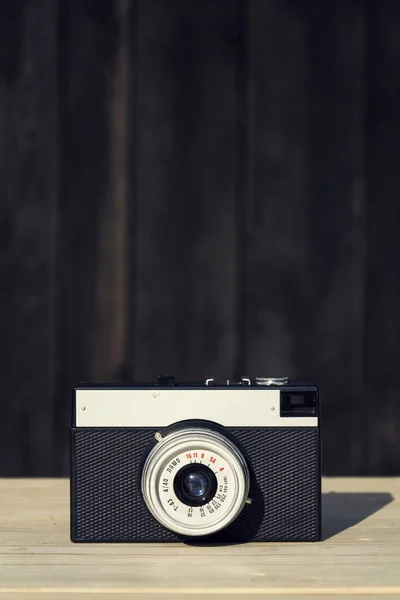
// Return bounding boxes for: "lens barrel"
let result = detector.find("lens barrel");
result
[141,426,250,537]
[173,463,218,507]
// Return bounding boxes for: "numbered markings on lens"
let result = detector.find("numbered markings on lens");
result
[159,452,234,525]
[167,498,179,512]
[142,428,250,536]
[166,458,181,474]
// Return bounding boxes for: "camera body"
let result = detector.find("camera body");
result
[70,376,321,543]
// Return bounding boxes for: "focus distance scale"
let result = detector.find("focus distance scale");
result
[141,427,250,536]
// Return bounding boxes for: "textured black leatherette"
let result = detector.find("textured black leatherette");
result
[71,427,320,542]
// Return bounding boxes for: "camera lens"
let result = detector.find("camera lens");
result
[141,426,250,537]
[173,463,218,507]
[185,472,207,496]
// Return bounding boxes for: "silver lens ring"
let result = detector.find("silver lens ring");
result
[141,427,250,537]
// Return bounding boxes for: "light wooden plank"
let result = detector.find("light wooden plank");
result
[0,589,397,600]
[0,479,399,594]
[0,590,400,597]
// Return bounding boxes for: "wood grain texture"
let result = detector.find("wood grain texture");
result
[245,0,367,474]
[0,597,397,600]
[90,0,130,385]
[0,0,400,478]
[365,1,400,475]
[128,0,245,381]
[0,478,399,596]
[56,0,123,474]
[0,0,59,476]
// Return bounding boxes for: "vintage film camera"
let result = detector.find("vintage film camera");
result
[70,375,321,543]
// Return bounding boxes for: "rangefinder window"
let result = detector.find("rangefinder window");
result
[280,391,316,417]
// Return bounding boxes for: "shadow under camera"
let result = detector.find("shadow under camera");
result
[184,491,394,546]
[322,491,393,541]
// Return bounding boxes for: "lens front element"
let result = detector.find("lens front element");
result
[184,471,208,496]
[141,427,250,537]
[174,463,218,507]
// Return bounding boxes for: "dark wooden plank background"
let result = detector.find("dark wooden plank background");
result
[0,0,399,476]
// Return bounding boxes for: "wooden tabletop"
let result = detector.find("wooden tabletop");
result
[0,478,399,599]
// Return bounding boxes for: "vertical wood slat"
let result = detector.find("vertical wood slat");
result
[0,0,59,475]
[91,0,129,383]
[56,0,125,474]
[129,0,245,381]
[246,0,367,474]
[365,1,400,475]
